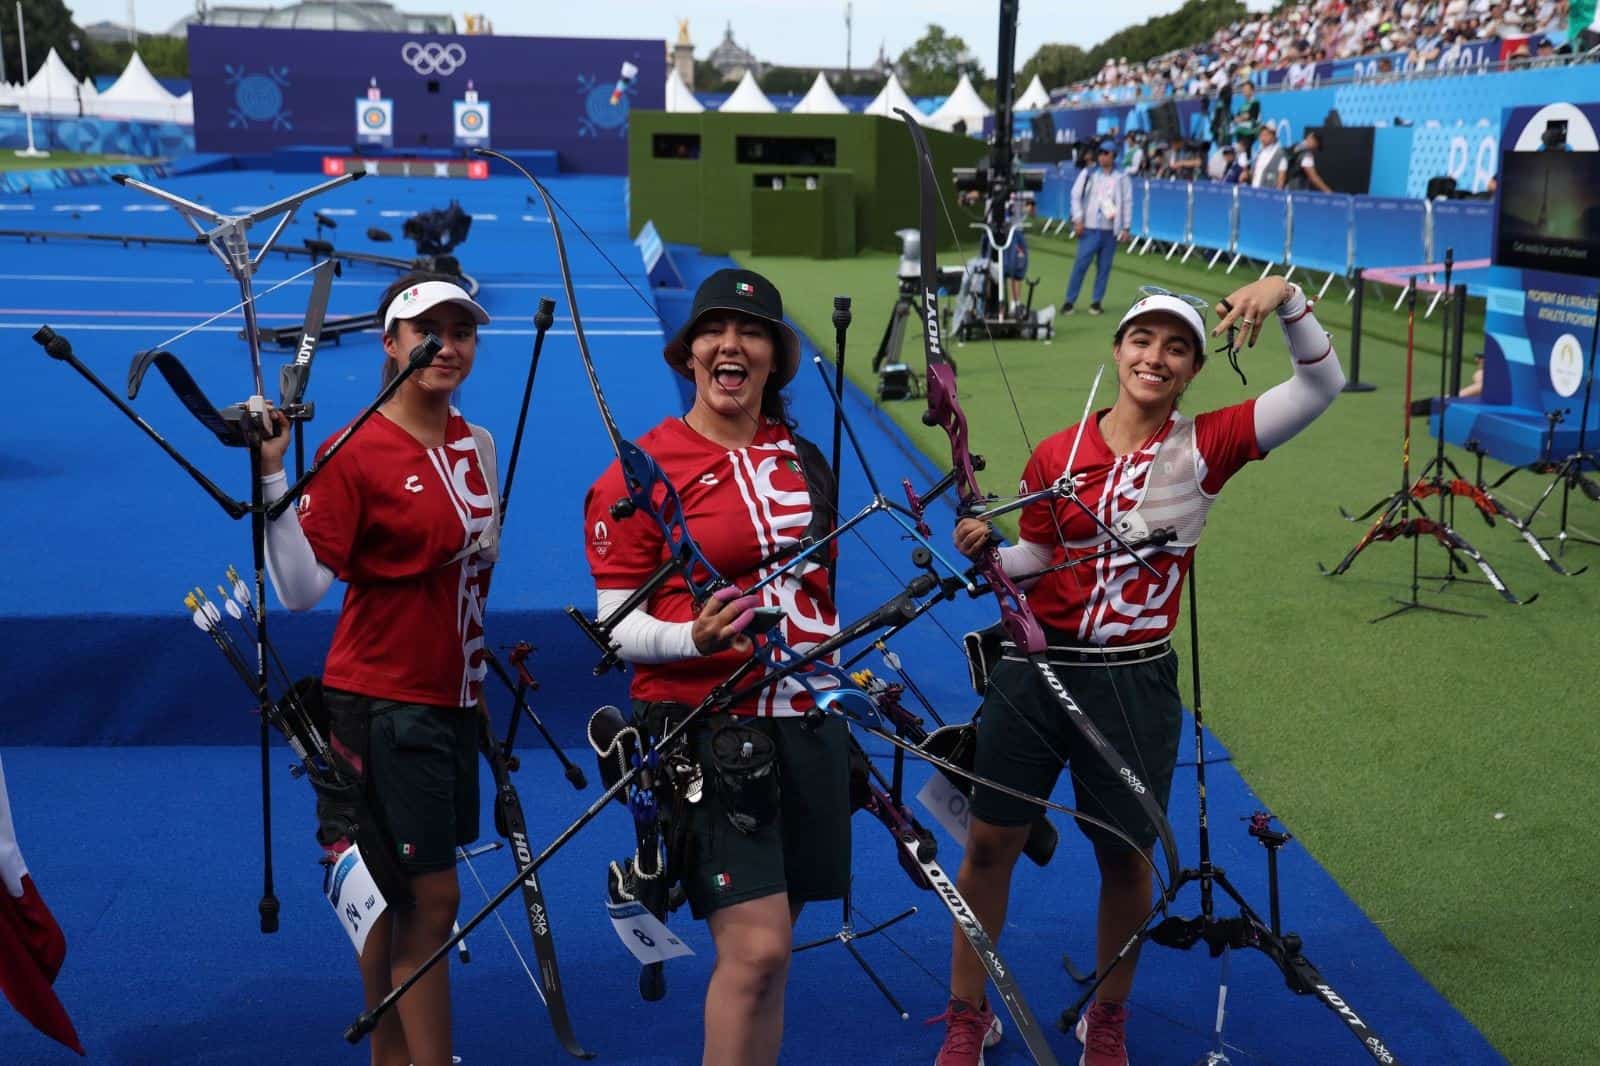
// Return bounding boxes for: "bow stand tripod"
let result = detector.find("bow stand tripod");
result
[1057,561,1404,1065]
[1319,271,1535,618]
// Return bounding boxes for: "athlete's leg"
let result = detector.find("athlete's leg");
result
[1092,841,1155,1005]
[949,816,1031,1005]
[704,891,794,1066]
[388,867,460,1066]
[358,912,409,1066]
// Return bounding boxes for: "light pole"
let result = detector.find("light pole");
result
[15,1,49,157]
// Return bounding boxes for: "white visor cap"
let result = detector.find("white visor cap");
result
[383,280,490,334]
[1116,293,1207,353]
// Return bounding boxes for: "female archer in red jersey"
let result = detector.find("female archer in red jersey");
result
[584,268,849,1066]
[262,272,495,1066]
[934,275,1344,1066]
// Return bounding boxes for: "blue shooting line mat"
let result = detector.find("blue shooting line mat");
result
[0,170,1501,1063]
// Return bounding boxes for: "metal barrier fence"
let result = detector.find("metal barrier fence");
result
[1041,172,1498,294]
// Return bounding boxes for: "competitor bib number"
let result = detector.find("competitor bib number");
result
[325,843,388,957]
[605,898,694,965]
[917,772,971,848]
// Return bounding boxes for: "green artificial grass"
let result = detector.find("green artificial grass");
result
[0,149,154,172]
[740,237,1600,1066]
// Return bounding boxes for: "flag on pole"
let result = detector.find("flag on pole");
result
[0,753,84,1055]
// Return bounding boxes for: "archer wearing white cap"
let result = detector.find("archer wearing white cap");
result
[259,270,496,1066]
[934,275,1344,1066]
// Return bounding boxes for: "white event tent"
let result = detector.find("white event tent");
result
[92,51,185,123]
[664,69,704,113]
[926,72,990,133]
[862,73,925,123]
[1016,73,1052,111]
[18,48,83,117]
[719,69,777,113]
[791,72,848,115]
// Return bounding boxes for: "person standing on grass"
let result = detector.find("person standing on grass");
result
[583,268,849,1066]
[932,275,1344,1066]
[1063,141,1132,317]
[261,273,495,1066]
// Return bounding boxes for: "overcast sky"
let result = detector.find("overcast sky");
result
[69,1,1275,73]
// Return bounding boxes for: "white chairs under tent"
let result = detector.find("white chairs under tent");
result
[18,48,83,117]
[1016,73,1052,111]
[792,72,848,115]
[665,69,704,113]
[926,72,990,133]
[862,73,925,122]
[91,51,184,123]
[719,69,777,114]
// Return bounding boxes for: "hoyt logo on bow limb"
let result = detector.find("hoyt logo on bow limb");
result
[510,830,550,934]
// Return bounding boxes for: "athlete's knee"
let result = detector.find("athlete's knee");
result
[964,818,1030,871]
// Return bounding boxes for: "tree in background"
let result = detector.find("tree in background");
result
[759,66,815,96]
[88,36,189,79]
[1,0,87,81]
[897,24,984,97]
[692,58,738,93]
[1021,0,1247,88]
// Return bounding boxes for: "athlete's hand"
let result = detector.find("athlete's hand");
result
[953,517,996,560]
[1213,276,1291,349]
[692,584,762,656]
[258,407,293,476]
[1073,221,1085,238]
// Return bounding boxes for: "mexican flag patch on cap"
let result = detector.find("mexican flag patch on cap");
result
[734,281,755,296]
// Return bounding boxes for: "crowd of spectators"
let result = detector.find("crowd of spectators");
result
[1057,0,1575,107]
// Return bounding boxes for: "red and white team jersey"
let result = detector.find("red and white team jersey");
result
[299,409,495,708]
[1018,402,1263,646]
[585,417,839,718]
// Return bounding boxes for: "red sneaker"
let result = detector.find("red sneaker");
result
[1075,1000,1129,1066]
[929,996,1002,1065]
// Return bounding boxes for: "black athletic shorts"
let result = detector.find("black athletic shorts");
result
[658,707,852,921]
[325,687,480,876]
[969,649,1182,852]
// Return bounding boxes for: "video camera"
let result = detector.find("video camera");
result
[402,201,474,256]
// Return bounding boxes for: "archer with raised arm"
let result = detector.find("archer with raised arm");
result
[934,276,1344,1066]
[261,274,497,1066]
[582,269,848,1066]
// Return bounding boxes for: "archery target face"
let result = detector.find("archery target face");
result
[1550,332,1585,397]
[362,106,388,130]
[459,108,484,131]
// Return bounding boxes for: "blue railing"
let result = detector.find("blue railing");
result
[1040,168,1496,285]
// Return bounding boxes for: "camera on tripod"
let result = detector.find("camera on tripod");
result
[402,201,474,256]
[872,229,965,401]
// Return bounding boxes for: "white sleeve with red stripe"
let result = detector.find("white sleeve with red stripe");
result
[1254,283,1345,452]
[261,469,336,611]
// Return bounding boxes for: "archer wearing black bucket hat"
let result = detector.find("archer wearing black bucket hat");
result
[585,263,851,1063]
[663,268,803,386]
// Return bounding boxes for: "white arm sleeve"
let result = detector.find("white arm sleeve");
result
[1253,285,1347,453]
[262,469,337,612]
[996,538,1055,589]
[595,587,700,664]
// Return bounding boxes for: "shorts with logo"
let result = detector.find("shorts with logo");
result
[656,706,852,921]
[326,687,480,876]
[969,648,1182,852]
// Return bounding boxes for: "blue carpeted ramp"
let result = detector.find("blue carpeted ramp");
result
[0,169,1501,1064]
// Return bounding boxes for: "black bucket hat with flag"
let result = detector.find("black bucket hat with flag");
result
[663,268,803,386]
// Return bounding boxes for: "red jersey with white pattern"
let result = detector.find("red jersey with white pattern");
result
[585,417,839,718]
[298,409,495,708]
[1018,402,1262,645]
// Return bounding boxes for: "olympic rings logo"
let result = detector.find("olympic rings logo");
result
[402,41,466,77]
